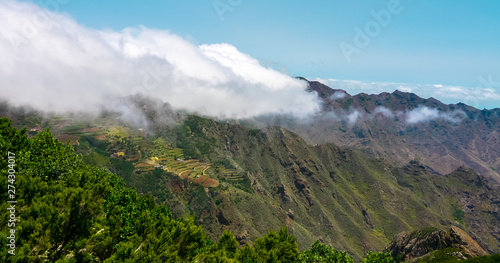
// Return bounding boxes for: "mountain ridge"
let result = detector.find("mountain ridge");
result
[263,79,500,183]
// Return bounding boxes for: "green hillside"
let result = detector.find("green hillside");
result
[1,111,499,262]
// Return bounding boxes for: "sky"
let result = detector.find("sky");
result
[2,0,500,112]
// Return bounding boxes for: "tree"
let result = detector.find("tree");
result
[300,241,354,263]
[253,228,300,262]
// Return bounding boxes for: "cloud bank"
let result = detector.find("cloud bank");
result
[0,0,320,119]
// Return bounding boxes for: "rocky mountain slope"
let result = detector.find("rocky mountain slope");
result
[254,80,500,183]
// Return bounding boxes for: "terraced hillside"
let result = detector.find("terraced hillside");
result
[87,125,224,187]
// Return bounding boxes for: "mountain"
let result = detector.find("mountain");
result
[256,80,500,183]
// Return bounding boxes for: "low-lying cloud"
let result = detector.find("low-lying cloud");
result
[373,106,394,118]
[405,107,466,124]
[312,106,466,126]
[373,106,465,125]
[346,110,362,126]
[0,0,320,119]
[329,91,347,100]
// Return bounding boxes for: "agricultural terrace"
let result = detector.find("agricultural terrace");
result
[111,131,220,187]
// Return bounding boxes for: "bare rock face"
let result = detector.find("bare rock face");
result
[450,226,489,258]
[385,226,488,261]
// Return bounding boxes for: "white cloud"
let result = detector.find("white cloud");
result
[329,91,347,100]
[405,106,465,124]
[0,0,320,119]
[346,110,362,126]
[373,106,394,118]
[405,107,439,124]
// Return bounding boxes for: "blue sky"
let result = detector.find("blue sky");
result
[8,0,500,109]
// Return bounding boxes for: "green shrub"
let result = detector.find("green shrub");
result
[300,241,354,263]
[362,252,395,263]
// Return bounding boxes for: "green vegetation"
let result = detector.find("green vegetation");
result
[414,249,500,263]
[299,241,354,262]
[415,247,464,263]
[225,175,253,193]
[176,115,217,160]
[0,118,211,262]
[452,205,465,224]
[342,98,354,110]
[61,119,222,189]
[2,117,413,262]
[463,254,500,263]
[195,228,300,262]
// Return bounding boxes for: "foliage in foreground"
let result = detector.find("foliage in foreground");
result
[299,241,354,263]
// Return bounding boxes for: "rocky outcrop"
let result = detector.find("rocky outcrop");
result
[385,226,488,261]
